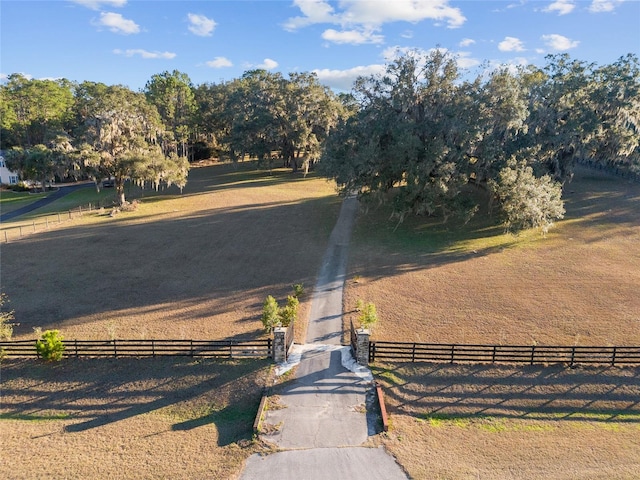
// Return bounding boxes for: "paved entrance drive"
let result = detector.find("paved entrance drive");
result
[239,197,407,480]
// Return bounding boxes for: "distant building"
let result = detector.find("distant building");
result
[0,151,20,185]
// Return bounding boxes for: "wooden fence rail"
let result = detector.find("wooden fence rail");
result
[0,338,273,359]
[369,342,640,367]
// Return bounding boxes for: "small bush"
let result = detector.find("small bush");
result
[279,295,299,327]
[36,330,65,361]
[0,293,16,340]
[359,302,379,331]
[292,283,305,298]
[261,296,280,333]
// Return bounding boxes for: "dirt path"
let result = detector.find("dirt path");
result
[240,196,407,479]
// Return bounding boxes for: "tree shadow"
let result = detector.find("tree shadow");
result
[0,357,270,446]
[372,362,640,423]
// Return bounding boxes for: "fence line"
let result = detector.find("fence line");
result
[1,202,99,243]
[0,338,273,359]
[368,341,640,367]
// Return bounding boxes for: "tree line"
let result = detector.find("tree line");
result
[320,51,639,232]
[0,69,348,204]
[1,52,638,230]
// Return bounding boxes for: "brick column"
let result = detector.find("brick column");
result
[356,328,370,365]
[273,327,287,363]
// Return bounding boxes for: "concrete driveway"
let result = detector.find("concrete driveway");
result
[239,196,408,480]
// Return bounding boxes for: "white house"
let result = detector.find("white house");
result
[0,151,20,185]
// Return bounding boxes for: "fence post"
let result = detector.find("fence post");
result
[113,339,117,357]
[570,346,576,367]
[355,328,370,366]
[4,231,7,243]
[450,344,455,363]
[611,346,617,367]
[530,345,536,365]
[273,327,287,363]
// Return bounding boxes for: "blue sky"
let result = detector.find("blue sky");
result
[1,0,639,91]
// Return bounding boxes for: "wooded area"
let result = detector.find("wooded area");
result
[1,51,638,228]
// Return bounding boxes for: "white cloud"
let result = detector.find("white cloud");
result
[283,0,338,30]
[589,0,624,12]
[456,51,481,69]
[401,30,414,39]
[1,72,33,81]
[285,0,466,32]
[113,49,176,59]
[94,12,140,34]
[70,0,127,10]
[313,64,386,90]
[382,45,479,71]
[257,58,279,69]
[187,13,216,37]
[206,57,233,68]
[543,0,576,15]
[459,38,476,47]
[541,34,579,50]
[321,28,384,44]
[498,36,525,52]
[483,57,530,77]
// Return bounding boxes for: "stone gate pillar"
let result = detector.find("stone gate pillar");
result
[273,327,287,363]
[356,328,370,365]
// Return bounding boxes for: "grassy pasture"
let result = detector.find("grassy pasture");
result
[344,166,640,479]
[0,161,341,344]
[2,162,639,479]
[375,362,640,479]
[0,357,272,480]
[345,166,640,346]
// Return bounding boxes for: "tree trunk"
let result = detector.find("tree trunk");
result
[116,179,126,206]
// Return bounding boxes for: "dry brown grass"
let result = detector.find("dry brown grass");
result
[0,162,339,479]
[346,168,640,478]
[1,161,341,344]
[375,362,640,479]
[0,357,273,479]
[2,163,639,479]
[345,167,640,346]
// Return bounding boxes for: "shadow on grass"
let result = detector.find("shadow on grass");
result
[372,362,640,424]
[0,357,270,446]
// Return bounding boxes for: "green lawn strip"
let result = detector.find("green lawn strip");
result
[418,410,640,432]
